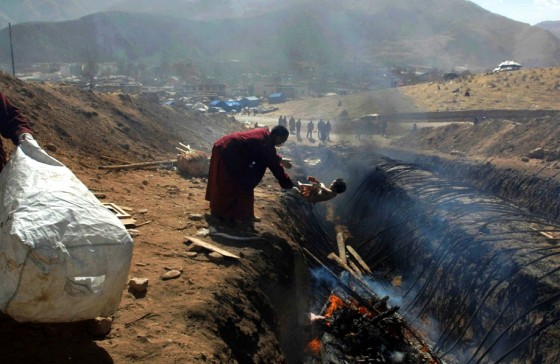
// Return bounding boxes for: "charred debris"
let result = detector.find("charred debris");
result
[282,144,560,363]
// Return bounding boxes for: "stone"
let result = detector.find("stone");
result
[528,147,545,159]
[87,317,113,337]
[161,270,182,280]
[128,277,149,293]
[207,252,224,263]
[189,214,204,221]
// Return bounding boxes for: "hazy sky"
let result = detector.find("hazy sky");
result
[469,0,560,25]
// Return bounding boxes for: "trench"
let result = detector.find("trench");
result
[271,144,560,364]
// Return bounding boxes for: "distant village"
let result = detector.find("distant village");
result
[0,59,518,114]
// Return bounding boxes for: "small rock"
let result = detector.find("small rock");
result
[196,228,210,237]
[528,147,545,159]
[128,277,149,293]
[207,252,224,263]
[521,156,530,162]
[185,252,198,258]
[189,214,204,221]
[87,317,113,337]
[161,270,182,280]
[138,209,148,214]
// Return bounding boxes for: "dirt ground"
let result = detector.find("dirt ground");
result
[1,68,560,363]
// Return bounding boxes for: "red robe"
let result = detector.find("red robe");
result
[0,92,33,170]
[205,128,294,221]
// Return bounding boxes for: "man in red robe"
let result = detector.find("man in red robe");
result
[0,91,34,170]
[205,125,294,228]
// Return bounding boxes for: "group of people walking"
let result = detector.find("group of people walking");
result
[278,115,332,142]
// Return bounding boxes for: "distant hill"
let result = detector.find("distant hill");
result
[536,21,560,39]
[0,1,115,29]
[1,0,560,72]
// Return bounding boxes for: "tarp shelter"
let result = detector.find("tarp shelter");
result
[208,99,224,108]
[268,93,285,104]
[239,96,261,108]
[222,100,241,112]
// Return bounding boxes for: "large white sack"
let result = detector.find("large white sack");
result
[0,139,133,322]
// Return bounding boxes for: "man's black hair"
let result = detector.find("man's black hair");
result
[270,125,289,138]
[332,178,347,194]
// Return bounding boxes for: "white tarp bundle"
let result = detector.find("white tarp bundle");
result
[0,139,133,322]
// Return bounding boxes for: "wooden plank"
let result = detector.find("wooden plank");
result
[176,147,190,154]
[328,252,365,282]
[336,232,347,265]
[346,245,372,274]
[98,159,176,170]
[530,226,559,240]
[184,236,240,259]
[179,142,192,151]
[348,260,364,275]
[120,218,137,228]
[103,202,131,218]
[540,231,556,239]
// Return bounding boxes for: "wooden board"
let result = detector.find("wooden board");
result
[346,245,372,274]
[184,236,240,259]
[103,202,131,218]
[336,232,347,265]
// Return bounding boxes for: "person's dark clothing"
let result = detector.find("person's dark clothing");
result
[306,121,314,139]
[205,128,293,221]
[0,92,33,169]
[295,119,302,140]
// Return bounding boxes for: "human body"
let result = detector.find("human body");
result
[298,176,346,204]
[205,126,294,226]
[306,120,314,139]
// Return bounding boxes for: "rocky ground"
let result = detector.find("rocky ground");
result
[0,66,559,363]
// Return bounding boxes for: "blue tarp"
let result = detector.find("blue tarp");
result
[209,99,223,107]
[268,93,285,104]
[239,96,261,108]
[223,100,241,112]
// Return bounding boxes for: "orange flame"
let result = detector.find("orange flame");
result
[324,294,345,317]
[306,337,321,355]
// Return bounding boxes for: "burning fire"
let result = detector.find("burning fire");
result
[324,294,345,317]
[306,337,321,355]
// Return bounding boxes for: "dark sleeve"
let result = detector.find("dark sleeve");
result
[0,92,33,145]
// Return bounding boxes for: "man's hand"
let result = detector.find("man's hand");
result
[18,133,34,143]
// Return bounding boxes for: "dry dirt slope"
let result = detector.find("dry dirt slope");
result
[0,73,244,170]
[0,73,297,364]
[265,67,560,121]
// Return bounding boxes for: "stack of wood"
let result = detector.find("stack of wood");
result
[304,233,443,364]
[98,142,209,177]
[175,143,210,177]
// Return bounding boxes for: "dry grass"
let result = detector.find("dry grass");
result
[399,67,560,112]
[272,67,560,121]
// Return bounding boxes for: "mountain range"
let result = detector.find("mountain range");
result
[536,21,560,39]
[1,0,559,73]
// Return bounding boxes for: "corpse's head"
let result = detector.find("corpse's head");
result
[270,125,289,146]
[330,178,347,194]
